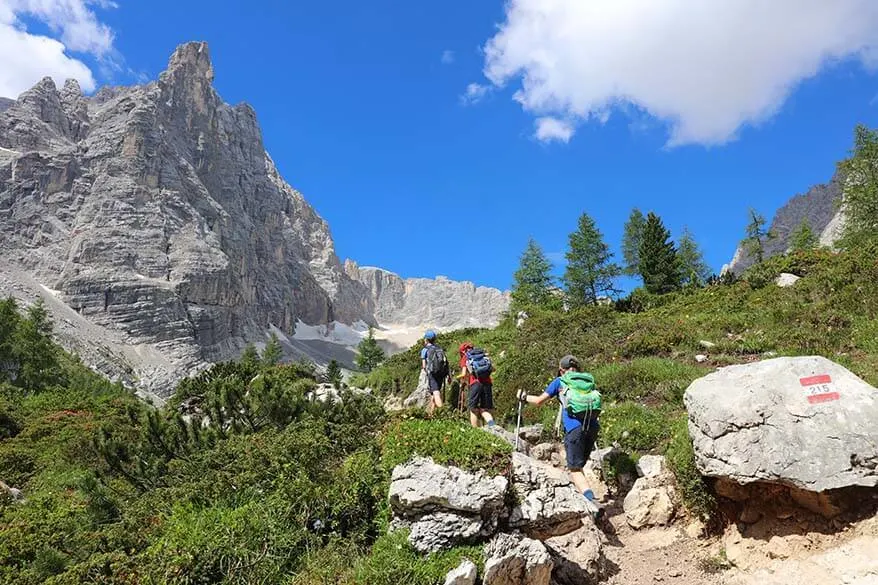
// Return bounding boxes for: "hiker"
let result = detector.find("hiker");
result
[457,342,496,428]
[420,330,449,416]
[517,354,603,514]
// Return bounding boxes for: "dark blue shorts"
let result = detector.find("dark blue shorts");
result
[564,420,599,470]
[468,381,494,410]
[427,373,445,393]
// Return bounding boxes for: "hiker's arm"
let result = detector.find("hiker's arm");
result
[518,390,551,406]
[456,366,467,380]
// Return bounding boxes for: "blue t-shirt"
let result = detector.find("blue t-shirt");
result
[545,377,600,433]
[420,347,428,360]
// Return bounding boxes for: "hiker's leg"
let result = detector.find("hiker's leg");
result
[433,389,443,409]
[564,425,591,490]
[478,382,495,426]
[568,469,590,494]
[468,382,483,426]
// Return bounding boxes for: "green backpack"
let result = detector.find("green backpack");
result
[560,371,602,417]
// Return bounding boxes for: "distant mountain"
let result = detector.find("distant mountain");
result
[723,170,845,275]
[0,42,509,400]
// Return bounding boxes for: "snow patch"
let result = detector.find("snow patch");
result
[293,320,370,347]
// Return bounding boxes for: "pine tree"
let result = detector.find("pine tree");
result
[240,344,260,368]
[355,327,385,373]
[562,212,620,306]
[261,333,283,367]
[621,208,646,276]
[677,228,711,287]
[15,298,59,390]
[638,212,682,294]
[838,124,878,244]
[511,238,556,309]
[789,218,818,252]
[325,359,343,388]
[742,208,773,264]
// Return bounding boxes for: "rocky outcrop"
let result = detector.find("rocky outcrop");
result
[345,260,510,329]
[508,452,594,538]
[483,533,553,585]
[684,356,878,492]
[544,524,604,585]
[0,42,509,398]
[724,171,844,275]
[388,457,507,552]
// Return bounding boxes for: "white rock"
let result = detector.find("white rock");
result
[775,273,801,287]
[623,476,678,529]
[444,559,478,585]
[684,356,878,492]
[695,354,708,363]
[636,455,669,479]
[544,524,605,585]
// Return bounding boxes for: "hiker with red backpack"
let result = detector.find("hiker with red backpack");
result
[517,354,604,519]
[421,330,450,416]
[457,342,497,428]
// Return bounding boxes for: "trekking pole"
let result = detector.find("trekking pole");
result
[515,389,523,450]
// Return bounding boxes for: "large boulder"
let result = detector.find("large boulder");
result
[483,533,553,585]
[622,454,678,529]
[508,452,594,538]
[543,524,605,585]
[684,356,878,492]
[388,457,507,552]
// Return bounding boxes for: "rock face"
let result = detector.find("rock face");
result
[724,171,844,275]
[684,356,878,492]
[0,42,509,398]
[344,261,509,329]
[388,457,508,552]
[444,559,478,585]
[483,533,553,585]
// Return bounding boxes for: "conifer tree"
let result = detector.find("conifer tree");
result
[355,327,385,373]
[562,212,620,306]
[742,208,773,264]
[325,359,343,388]
[261,333,283,367]
[789,218,818,252]
[511,238,556,309]
[15,298,59,390]
[621,208,646,276]
[677,228,711,286]
[838,124,878,244]
[0,297,21,382]
[638,212,682,294]
[240,343,260,368]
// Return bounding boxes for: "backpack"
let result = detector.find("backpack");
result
[425,345,449,378]
[465,347,493,379]
[560,371,602,417]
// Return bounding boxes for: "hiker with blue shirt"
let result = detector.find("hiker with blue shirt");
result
[420,330,450,416]
[517,354,604,518]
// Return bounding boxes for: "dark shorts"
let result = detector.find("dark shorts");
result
[427,373,445,393]
[468,381,494,410]
[564,420,599,471]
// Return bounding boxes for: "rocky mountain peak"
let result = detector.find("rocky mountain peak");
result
[0,41,510,399]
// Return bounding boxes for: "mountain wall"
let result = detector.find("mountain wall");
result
[723,171,846,275]
[0,42,509,399]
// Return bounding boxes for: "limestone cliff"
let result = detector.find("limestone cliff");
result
[0,42,508,399]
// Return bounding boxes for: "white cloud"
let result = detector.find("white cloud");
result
[460,82,490,105]
[0,0,117,98]
[481,0,878,146]
[441,49,455,64]
[535,117,574,143]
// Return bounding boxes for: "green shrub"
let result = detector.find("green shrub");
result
[380,418,511,475]
[664,415,716,521]
[593,358,707,404]
[598,402,675,452]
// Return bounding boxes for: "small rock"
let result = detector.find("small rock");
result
[669,569,682,578]
[684,519,706,539]
[775,273,801,287]
[623,473,678,529]
[766,535,792,559]
[0,480,23,502]
[544,524,605,585]
[695,354,708,363]
[636,455,668,479]
[483,533,553,585]
[518,424,544,445]
[699,340,716,349]
[531,442,556,462]
[444,559,478,585]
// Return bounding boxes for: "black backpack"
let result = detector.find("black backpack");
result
[425,345,449,378]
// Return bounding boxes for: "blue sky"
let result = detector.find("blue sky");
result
[3,1,878,292]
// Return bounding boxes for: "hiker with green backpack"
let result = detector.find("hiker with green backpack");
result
[517,354,603,517]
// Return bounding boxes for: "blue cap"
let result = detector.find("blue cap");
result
[424,330,436,340]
